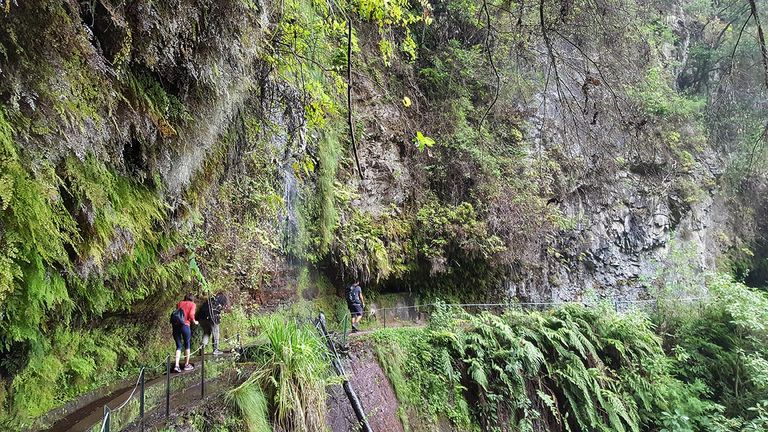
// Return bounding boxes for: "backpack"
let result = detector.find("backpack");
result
[346,284,360,304]
[170,307,185,326]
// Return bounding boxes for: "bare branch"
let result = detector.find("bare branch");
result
[748,0,768,88]
[478,0,501,131]
[346,5,364,181]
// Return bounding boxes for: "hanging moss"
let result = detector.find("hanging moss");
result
[121,71,190,137]
[0,108,79,343]
[0,107,196,424]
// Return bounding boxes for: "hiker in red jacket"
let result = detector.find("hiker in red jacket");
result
[171,294,199,373]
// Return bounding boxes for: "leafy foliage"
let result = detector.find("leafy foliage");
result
[0,108,193,424]
[368,276,768,432]
[414,131,435,152]
[332,200,504,294]
[663,275,768,422]
[244,316,330,431]
[371,326,474,431]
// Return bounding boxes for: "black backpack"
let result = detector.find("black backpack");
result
[170,307,185,326]
[346,284,359,304]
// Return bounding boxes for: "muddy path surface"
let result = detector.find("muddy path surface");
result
[44,353,236,432]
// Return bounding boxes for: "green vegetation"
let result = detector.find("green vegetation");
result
[227,378,272,432]
[371,324,473,431]
[368,276,768,432]
[233,315,331,431]
[0,107,194,425]
[122,71,190,137]
[331,200,505,296]
[1,0,768,429]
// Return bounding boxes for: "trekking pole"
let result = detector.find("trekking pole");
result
[165,354,171,419]
[201,343,206,399]
[139,368,145,432]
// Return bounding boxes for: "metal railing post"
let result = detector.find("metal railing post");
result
[102,406,111,432]
[201,343,206,399]
[139,368,145,432]
[341,314,349,346]
[165,354,171,419]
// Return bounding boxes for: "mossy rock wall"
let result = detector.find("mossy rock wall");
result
[0,0,767,426]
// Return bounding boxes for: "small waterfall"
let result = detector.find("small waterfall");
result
[281,157,300,249]
[265,81,306,253]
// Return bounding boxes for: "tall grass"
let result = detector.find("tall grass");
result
[245,315,330,432]
[227,377,272,432]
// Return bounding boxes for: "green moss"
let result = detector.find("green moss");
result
[370,327,475,431]
[0,109,79,341]
[0,108,197,423]
[64,155,167,264]
[333,208,413,282]
[121,71,190,137]
[316,131,341,254]
[10,321,174,423]
[51,56,110,130]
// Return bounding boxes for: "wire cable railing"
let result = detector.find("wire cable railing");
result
[372,296,706,312]
[360,295,708,329]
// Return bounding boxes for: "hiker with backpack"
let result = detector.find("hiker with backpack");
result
[170,294,198,373]
[198,292,229,355]
[346,281,365,332]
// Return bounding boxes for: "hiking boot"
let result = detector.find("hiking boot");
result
[213,349,223,356]
[172,366,182,373]
[183,363,194,371]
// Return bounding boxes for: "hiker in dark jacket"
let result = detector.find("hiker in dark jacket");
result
[172,294,198,373]
[346,281,365,332]
[199,292,229,355]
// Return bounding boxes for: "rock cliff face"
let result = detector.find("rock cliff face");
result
[1,0,766,424]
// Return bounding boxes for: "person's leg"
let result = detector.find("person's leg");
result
[212,322,220,352]
[351,305,363,330]
[182,325,192,367]
[173,326,182,369]
[349,311,356,329]
[201,320,211,347]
